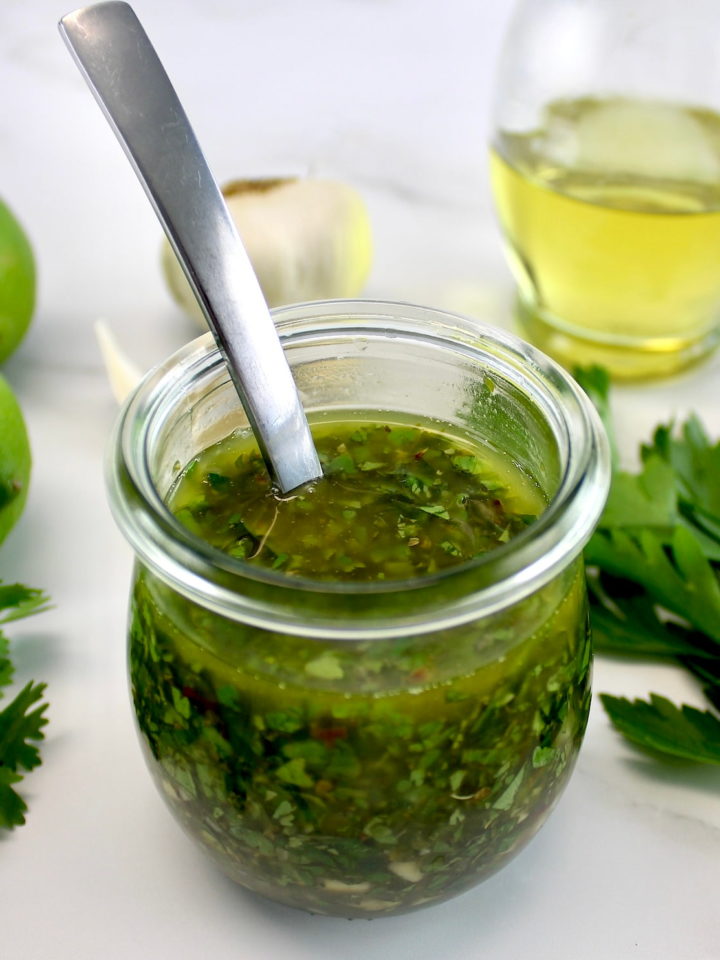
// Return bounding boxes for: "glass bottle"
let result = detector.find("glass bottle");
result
[490,0,720,379]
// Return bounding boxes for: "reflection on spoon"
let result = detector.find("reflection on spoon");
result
[59,1,322,493]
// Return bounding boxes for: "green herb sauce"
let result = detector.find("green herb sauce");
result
[129,419,590,916]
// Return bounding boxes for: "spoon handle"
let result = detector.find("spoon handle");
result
[59,1,322,493]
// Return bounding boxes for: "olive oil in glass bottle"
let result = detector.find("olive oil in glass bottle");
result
[490,0,720,379]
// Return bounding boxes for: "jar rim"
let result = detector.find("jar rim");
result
[107,299,610,639]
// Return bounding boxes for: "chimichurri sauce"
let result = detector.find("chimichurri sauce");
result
[168,420,543,580]
[129,419,591,916]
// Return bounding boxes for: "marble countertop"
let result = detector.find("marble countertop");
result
[1,2,719,958]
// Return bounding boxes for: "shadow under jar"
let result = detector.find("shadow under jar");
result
[107,300,609,917]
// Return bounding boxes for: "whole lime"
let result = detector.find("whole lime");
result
[0,199,35,364]
[0,374,31,544]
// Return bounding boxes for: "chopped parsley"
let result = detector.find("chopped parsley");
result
[168,421,543,581]
[129,418,590,916]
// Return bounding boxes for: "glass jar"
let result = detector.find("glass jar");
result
[107,300,609,917]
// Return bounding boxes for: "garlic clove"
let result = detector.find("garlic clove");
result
[94,319,143,403]
[161,178,373,327]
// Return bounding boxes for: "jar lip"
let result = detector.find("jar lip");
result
[108,299,610,638]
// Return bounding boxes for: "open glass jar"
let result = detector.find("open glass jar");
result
[107,300,609,917]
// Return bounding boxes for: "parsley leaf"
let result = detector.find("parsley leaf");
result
[598,456,677,533]
[572,365,618,468]
[0,680,48,772]
[575,367,720,766]
[587,575,714,660]
[600,694,720,765]
[0,582,50,829]
[588,447,720,560]
[0,584,50,625]
[0,768,29,829]
[641,416,720,558]
[586,525,720,644]
[643,415,720,523]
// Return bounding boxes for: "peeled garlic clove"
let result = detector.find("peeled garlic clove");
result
[161,178,373,327]
[94,319,143,403]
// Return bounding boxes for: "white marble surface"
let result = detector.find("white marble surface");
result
[1,2,719,958]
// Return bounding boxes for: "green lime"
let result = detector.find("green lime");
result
[0,199,35,364]
[0,374,31,543]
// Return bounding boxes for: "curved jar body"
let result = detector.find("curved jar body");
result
[491,0,720,379]
[108,300,609,917]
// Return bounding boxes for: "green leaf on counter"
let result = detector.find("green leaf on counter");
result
[574,367,720,767]
[0,680,48,772]
[587,577,714,660]
[0,768,28,829]
[642,415,720,525]
[0,581,50,830]
[587,525,720,644]
[572,365,618,468]
[598,456,677,533]
[0,583,50,625]
[600,693,720,765]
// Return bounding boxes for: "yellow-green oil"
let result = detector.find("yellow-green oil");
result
[490,96,720,379]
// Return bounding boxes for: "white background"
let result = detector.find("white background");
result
[1,2,719,958]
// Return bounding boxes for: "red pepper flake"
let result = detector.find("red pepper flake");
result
[409,667,430,683]
[181,686,217,711]
[311,723,348,746]
[414,449,427,460]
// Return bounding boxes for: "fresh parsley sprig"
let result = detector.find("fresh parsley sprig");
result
[575,366,720,766]
[0,582,50,828]
[600,693,720,765]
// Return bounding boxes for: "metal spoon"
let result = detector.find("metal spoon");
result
[59,1,322,494]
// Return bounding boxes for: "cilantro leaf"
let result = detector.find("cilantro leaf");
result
[600,693,720,765]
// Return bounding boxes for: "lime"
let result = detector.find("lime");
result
[0,199,35,364]
[0,374,31,543]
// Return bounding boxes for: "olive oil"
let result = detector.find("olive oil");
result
[169,418,544,581]
[490,96,720,378]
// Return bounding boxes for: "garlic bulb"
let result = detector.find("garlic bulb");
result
[161,177,373,326]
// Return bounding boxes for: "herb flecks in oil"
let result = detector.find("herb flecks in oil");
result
[129,418,589,916]
[169,422,541,581]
